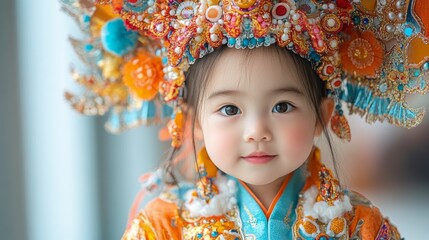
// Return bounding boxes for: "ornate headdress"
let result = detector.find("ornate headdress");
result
[62,0,429,144]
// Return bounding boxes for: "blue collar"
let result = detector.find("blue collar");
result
[228,168,306,240]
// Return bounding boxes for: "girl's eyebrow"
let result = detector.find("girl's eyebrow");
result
[272,87,304,96]
[207,87,303,100]
[207,90,241,100]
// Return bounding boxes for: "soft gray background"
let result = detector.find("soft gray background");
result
[0,1,167,239]
[1,1,428,239]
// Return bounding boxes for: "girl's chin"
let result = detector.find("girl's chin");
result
[237,174,283,186]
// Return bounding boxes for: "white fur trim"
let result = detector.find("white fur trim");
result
[302,186,352,224]
[185,175,238,217]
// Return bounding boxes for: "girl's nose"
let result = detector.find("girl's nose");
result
[243,117,272,142]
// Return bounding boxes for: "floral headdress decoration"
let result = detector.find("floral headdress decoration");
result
[62,0,429,145]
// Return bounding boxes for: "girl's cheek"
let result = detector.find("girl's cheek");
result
[203,119,238,152]
[279,120,314,152]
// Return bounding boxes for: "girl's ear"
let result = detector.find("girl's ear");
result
[314,98,335,137]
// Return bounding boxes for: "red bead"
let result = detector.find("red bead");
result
[326,65,334,75]
[275,5,287,16]
[336,0,351,9]
[128,0,138,3]
[334,80,341,87]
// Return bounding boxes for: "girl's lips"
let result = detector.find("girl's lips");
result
[241,155,277,164]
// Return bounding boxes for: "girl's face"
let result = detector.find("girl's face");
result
[198,47,331,185]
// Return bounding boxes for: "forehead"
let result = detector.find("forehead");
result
[206,47,304,93]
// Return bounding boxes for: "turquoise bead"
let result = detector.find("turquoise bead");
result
[84,44,94,52]
[228,38,236,46]
[83,15,90,23]
[398,63,405,72]
[353,15,361,25]
[404,27,413,37]
[423,62,429,72]
[414,69,421,77]
[250,38,257,46]
[242,38,249,47]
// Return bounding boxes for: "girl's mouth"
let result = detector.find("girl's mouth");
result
[241,152,277,164]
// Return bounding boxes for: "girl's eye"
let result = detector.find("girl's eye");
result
[219,105,241,116]
[272,102,294,113]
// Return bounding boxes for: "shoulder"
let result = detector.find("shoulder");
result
[293,185,402,240]
[346,190,402,240]
[121,183,191,240]
[293,147,402,239]
[122,174,244,239]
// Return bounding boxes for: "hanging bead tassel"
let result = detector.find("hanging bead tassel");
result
[168,107,185,148]
[196,147,219,203]
[331,111,351,142]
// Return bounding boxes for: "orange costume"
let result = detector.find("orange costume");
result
[121,148,401,240]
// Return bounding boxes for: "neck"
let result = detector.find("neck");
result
[245,175,288,210]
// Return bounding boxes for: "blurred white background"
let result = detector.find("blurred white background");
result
[1,1,428,239]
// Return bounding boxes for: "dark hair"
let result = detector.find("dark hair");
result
[169,44,339,182]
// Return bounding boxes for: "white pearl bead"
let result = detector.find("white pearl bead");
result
[396,0,404,9]
[263,3,269,11]
[156,24,164,32]
[327,18,336,27]
[197,27,203,33]
[174,47,182,54]
[282,34,289,42]
[295,25,302,31]
[292,13,300,21]
[210,34,218,42]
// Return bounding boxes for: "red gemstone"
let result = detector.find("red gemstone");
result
[326,65,334,75]
[128,0,138,3]
[275,5,287,16]
[336,0,351,9]
[334,80,341,87]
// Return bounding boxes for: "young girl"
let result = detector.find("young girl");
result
[62,0,429,239]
